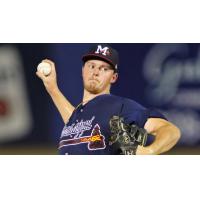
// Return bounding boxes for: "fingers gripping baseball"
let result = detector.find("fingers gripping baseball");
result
[36,59,58,94]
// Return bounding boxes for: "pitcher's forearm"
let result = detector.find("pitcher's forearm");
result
[49,88,75,124]
[36,59,75,124]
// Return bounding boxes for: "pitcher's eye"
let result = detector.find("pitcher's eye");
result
[100,66,109,72]
[88,64,95,69]
[103,67,108,71]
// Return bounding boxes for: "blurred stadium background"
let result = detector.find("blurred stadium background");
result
[0,43,199,155]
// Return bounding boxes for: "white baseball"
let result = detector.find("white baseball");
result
[37,62,52,76]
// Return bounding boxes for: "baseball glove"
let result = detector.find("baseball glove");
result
[109,116,148,155]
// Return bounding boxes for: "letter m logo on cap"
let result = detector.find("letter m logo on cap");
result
[95,45,110,56]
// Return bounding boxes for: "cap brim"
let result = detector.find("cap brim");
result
[82,54,116,70]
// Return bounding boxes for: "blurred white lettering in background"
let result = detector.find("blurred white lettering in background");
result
[143,44,200,145]
[0,45,32,142]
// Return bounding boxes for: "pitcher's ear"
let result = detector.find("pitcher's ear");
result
[110,73,118,84]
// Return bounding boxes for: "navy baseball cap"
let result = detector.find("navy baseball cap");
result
[82,44,119,71]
